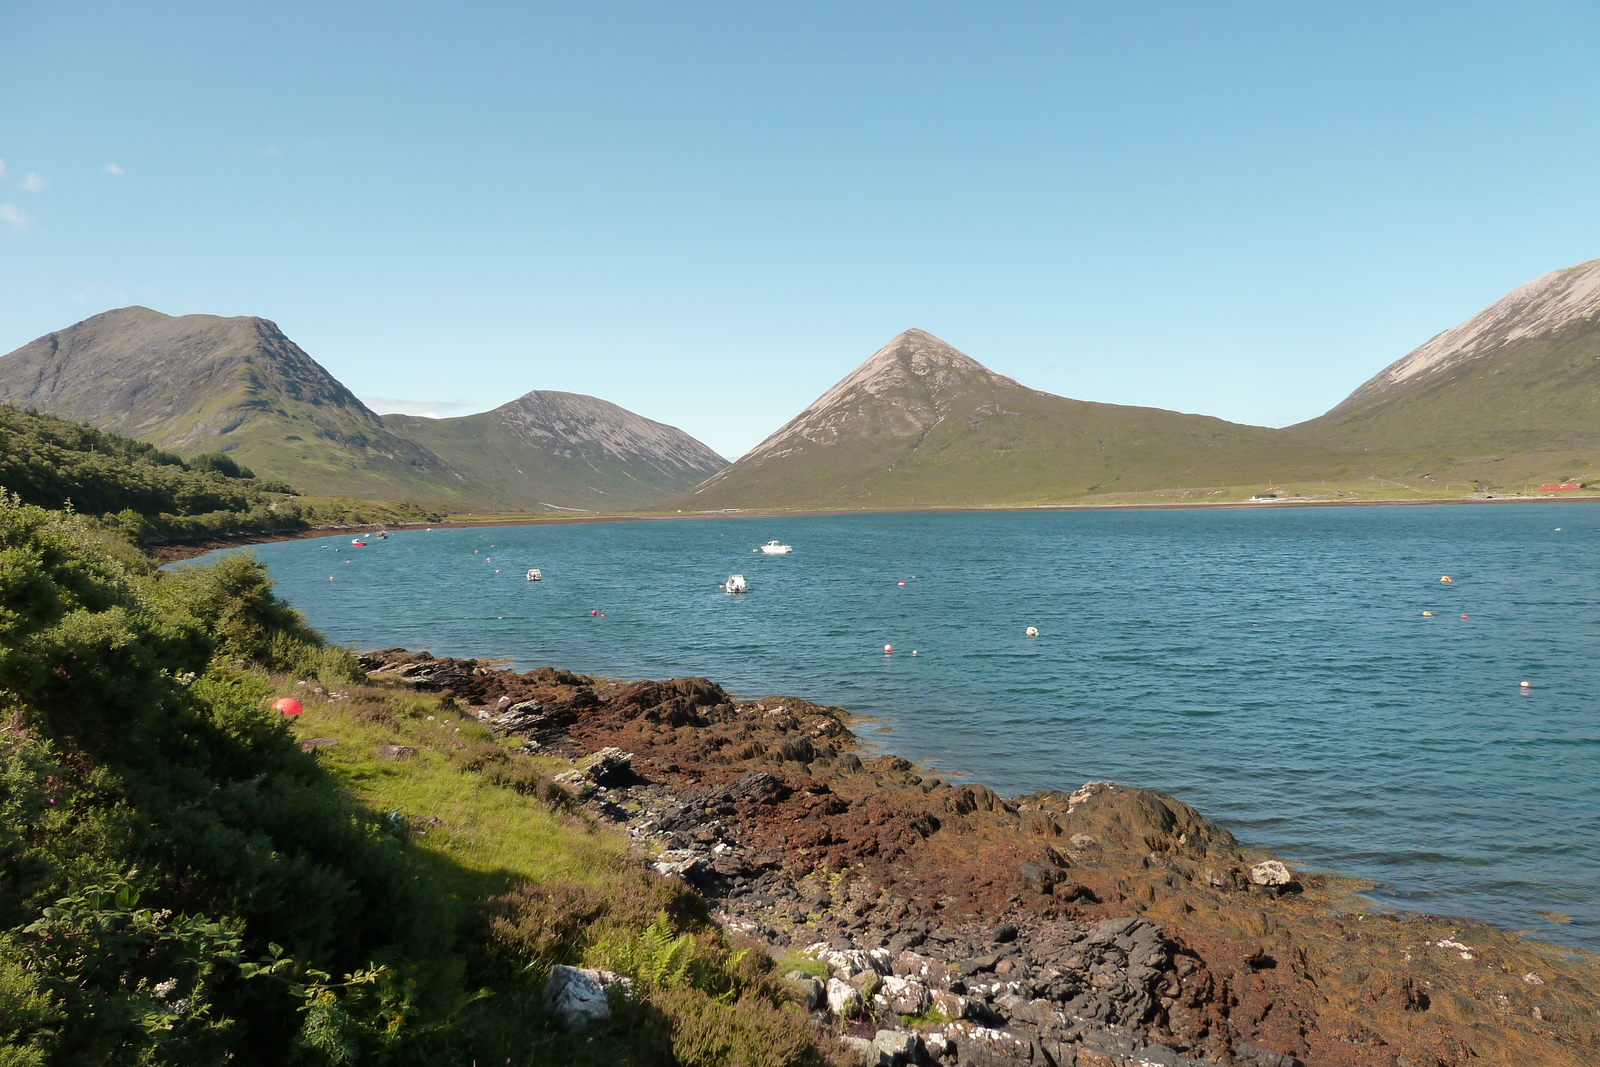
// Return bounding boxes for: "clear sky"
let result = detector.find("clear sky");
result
[3,2,1598,459]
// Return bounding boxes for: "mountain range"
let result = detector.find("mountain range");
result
[685,258,1600,508]
[0,307,725,511]
[3,257,1598,513]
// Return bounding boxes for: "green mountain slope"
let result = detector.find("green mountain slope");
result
[0,308,728,511]
[385,391,726,511]
[0,306,464,501]
[676,329,1344,509]
[1290,258,1600,458]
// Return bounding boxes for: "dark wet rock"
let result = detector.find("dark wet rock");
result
[1232,1041,1305,1067]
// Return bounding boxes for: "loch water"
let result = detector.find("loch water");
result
[201,504,1600,949]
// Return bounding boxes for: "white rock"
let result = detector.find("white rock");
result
[930,988,970,1019]
[923,1031,950,1060]
[879,974,931,1015]
[542,965,633,1029]
[827,976,863,1018]
[1248,860,1293,886]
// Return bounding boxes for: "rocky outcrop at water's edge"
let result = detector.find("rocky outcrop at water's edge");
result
[360,649,1600,1067]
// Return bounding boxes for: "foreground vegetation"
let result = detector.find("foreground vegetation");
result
[0,497,827,1065]
[0,404,442,542]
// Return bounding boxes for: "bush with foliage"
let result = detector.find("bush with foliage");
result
[0,497,831,1065]
[0,405,443,543]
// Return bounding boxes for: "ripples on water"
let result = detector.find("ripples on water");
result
[203,504,1600,948]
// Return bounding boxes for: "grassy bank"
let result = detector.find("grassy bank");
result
[0,498,828,1066]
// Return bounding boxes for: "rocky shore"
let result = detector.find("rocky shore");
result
[361,649,1599,1067]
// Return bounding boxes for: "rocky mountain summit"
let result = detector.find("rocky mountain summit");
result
[362,648,1599,1067]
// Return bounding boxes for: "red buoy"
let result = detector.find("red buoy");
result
[273,698,303,717]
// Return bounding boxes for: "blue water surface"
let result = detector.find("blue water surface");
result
[193,504,1600,948]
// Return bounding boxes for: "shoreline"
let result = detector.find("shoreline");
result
[352,648,1599,1067]
[149,490,1600,565]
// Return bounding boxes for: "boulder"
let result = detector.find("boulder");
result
[893,949,951,984]
[1248,860,1293,887]
[874,1029,922,1066]
[879,974,932,1015]
[542,965,633,1029]
[785,973,824,1010]
[1019,860,1065,893]
[838,1034,879,1064]
[931,989,971,1020]
[943,1021,1039,1066]
[827,976,863,1018]
[1234,1041,1305,1067]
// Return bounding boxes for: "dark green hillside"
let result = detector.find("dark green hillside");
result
[0,404,440,541]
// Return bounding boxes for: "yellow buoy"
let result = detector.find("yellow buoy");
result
[1421,611,1433,617]
[1440,576,1452,583]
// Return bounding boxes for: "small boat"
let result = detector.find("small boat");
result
[376,531,389,540]
[526,569,542,582]
[725,574,747,594]
[758,540,793,555]
[350,539,367,547]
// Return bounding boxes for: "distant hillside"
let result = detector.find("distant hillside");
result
[0,307,464,501]
[678,329,1341,510]
[384,391,726,511]
[1292,258,1600,453]
[0,308,728,511]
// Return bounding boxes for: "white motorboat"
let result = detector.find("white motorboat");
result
[526,568,542,581]
[758,540,793,555]
[725,574,747,593]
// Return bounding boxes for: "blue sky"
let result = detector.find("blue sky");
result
[3,1,1598,458]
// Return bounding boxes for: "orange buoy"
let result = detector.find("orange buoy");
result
[591,609,598,616]
[1461,614,1468,620]
[1520,680,1532,689]
[898,581,906,586]
[883,644,892,654]
[273,698,303,717]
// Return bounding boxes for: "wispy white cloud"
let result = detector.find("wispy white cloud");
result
[0,203,28,230]
[362,397,474,418]
[104,163,123,176]
[20,173,44,192]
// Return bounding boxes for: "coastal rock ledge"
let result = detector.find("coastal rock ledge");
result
[362,649,1600,1067]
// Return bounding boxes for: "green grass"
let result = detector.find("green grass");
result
[774,953,830,980]
[285,687,629,902]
